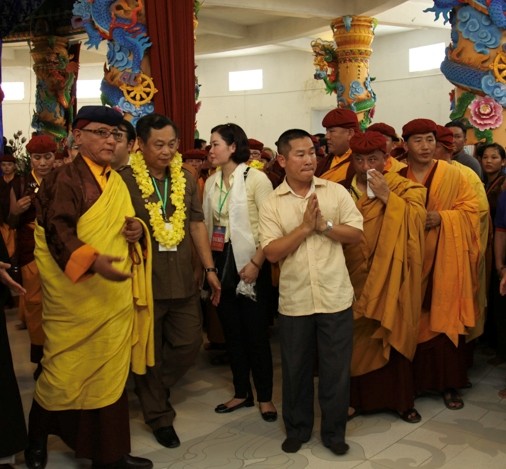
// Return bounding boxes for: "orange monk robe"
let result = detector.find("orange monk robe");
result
[319,149,353,183]
[406,161,480,346]
[344,172,427,376]
[450,161,489,341]
[385,155,406,173]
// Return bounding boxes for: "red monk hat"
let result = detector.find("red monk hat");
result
[402,118,438,141]
[435,125,454,151]
[368,122,400,142]
[25,134,57,154]
[350,131,387,155]
[182,149,207,160]
[54,150,66,160]
[0,146,16,162]
[322,108,359,131]
[391,145,407,161]
[259,150,272,162]
[248,138,264,151]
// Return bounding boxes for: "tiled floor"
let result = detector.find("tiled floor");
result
[6,307,506,468]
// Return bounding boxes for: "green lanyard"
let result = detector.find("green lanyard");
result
[218,176,231,218]
[151,176,168,217]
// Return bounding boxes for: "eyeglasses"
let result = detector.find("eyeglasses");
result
[80,128,124,142]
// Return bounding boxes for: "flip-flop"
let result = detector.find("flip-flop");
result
[398,408,422,423]
[442,389,464,410]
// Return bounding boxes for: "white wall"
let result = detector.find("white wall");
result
[1,28,453,149]
[369,28,453,134]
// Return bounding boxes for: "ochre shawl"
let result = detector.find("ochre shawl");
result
[416,161,480,346]
[451,161,489,342]
[345,172,426,376]
[319,149,352,183]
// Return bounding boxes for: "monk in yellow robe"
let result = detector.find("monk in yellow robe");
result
[24,106,154,469]
[316,108,359,185]
[434,125,489,346]
[344,131,426,423]
[401,118,480,411]
[8,135,57,376]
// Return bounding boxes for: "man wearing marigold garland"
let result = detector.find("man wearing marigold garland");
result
[120,113,221,449]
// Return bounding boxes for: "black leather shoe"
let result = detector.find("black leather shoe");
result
[281,437,303,453]
[261,410,278,422]
[325,441,350,456]
[24,438,48,469]
[153,425,180,448]
[215,398,254,413]
[92,454,153,468]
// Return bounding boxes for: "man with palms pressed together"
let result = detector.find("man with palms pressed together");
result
[259,129,363,456]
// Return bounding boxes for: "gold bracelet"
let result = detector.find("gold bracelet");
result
[250,258,261,269]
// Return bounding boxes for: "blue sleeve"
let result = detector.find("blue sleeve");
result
[495,190,506,230]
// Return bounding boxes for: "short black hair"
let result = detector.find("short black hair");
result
[444,120,467,134]
[194,138,206,149]
[475,142,506,160]
[136,113,179,143]
[210,123,250,164]
[118,119,136,143]
[276,129,313,157]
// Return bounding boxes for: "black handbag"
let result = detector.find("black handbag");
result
[7,254,22,286]
[213,242,239,291]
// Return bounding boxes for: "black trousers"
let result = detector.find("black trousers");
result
[279,308,353,446]
[216,255,274,402]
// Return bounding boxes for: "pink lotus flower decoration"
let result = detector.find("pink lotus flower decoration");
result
[469,96,503,131]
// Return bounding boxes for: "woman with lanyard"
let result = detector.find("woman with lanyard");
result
[203,123,277,422]
[8,134,56,380]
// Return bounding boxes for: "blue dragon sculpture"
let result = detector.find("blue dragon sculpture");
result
[72,0,154,121]
[425,0,506,143]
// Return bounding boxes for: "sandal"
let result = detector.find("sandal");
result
[398,408,421,423]
[442,388,464,410]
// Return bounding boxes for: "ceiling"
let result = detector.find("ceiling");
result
[194,0,449,59]
[1,0,449,66]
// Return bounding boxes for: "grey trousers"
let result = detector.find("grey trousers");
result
[279,308,353,446]
[134,294,202,430]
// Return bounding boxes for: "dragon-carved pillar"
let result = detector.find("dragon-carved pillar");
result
[312,16,377,130]
[72,0,155,126]
[426,0,506,145]
[30,35,78,141]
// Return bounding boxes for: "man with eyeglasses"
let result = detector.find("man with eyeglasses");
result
[24,106,153,469]
[344,130,426,424]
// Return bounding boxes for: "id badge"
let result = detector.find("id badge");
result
[211,225,226,252]
[159,223,177,252]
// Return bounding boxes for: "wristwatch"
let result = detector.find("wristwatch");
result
[322,220,333,234]
[205,267,218,274]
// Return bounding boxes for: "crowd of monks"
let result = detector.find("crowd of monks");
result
[1,105,506,467]
[187,109,506,420]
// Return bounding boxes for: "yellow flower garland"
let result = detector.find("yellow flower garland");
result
[130,151,187,249]
[247,159,264,170]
